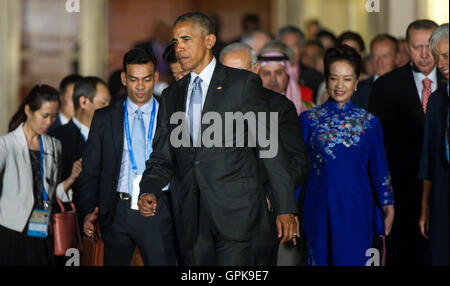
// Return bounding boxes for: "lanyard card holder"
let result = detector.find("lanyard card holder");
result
[27,208,50,238]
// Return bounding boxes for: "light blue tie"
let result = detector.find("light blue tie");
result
[129,109,146,195]
[188,76,203,144]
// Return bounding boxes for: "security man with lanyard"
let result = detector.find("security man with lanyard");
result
[78,48,177,266]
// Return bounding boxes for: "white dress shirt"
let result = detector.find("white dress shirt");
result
[117,97,159,194]
[72,116,90,141]
[185,57,217,114]
[59,112,70,125]
[412,64,438,103]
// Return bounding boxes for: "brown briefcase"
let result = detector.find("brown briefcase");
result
[81,223,104,266]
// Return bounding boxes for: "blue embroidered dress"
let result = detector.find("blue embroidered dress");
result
[298,100,394,266]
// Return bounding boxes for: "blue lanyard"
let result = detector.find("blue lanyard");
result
[39,136,49,204]
[124,98,157,173]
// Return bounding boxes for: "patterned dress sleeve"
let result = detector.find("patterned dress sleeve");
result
[368,116,394,206]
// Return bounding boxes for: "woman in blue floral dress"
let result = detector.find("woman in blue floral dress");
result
[299,45,395,266]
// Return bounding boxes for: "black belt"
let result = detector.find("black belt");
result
[117,192,131,200]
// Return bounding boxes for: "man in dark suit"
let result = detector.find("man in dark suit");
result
[48,74,83,133]
[353,34,398,110]
[138,12,299,266]
[135,20,172,84]
[219,42,310,265]
[277,25,323,101]
[51,77,111,225]
[79,48,177,266]
[368,19,445,266]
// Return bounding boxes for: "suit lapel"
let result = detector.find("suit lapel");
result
[175,74,196,150]
[437,70,446,90]
[111,98,125,159]
[404,64,425,121]
[438,88,449,167]
[178,62,227,151]
[201,62,226,119]
[176,74,190,114]
[198,63,226,154]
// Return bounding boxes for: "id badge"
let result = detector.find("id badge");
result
[27,209,50,238]
[131,174,143,210]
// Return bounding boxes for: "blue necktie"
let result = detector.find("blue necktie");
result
[129,109,146,194]
[188,76,203,145]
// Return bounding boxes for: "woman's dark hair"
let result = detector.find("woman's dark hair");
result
[316,30,337,46]
[8,84,60,132]
[337,31,366,53]
[324,44,362,80]
[163,43,177,65]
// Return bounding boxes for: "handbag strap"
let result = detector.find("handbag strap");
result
[56,197,65,213]
[55,198,77,213]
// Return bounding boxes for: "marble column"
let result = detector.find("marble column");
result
[0,0,21,134]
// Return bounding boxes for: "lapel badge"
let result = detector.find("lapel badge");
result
[217,86,223,90]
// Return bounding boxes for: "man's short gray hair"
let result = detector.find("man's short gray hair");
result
[241,30,271,49]
[429,23,449,57]
[276,25,306,47]
[259,40,296,64]
[219,42,257,66]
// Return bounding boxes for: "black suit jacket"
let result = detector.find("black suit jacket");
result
[77,96,171,237]
[353,76,375,110]
[255,89,311,248]
[298,63,324,101]
[139,62,298,250]
[50,120,85,205]
[47,115,62,134]
[368,63,445,223]
[262,89,310,208]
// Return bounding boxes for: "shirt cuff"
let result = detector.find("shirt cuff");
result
[56,182,73,202]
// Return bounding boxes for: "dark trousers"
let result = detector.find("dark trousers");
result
[385,206,429,266]
[276,238,307,266]
[0,223,54,266]
[103,195,177,266]
[185,196,252,266]
[251,245,278,266]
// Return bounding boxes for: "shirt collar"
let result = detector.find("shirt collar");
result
[189,57,216,87]
[59,112,69,125]
[126,96,154,115]
[411,63,437,84]
[72,116,89,138]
